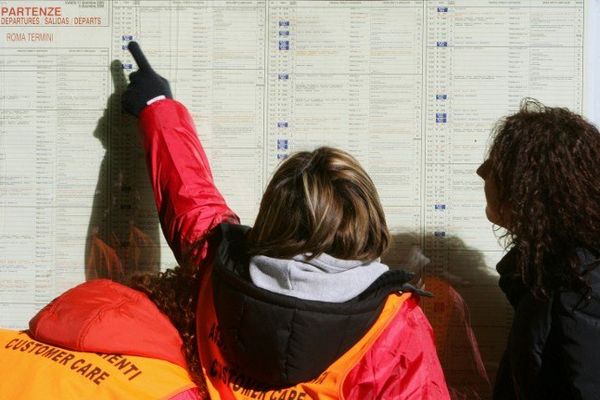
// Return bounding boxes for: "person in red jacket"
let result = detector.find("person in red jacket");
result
[124,41,449,399]
[1,42,450,399]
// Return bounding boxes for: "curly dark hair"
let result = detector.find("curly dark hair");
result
[127,262,207,396]
[487,98,600,298]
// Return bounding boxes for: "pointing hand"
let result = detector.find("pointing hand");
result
[122,41,173,117]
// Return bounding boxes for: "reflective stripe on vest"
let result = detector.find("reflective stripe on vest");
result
[197,264,411,400]
[0,329,196,399]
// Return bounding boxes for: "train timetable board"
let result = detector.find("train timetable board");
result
[1,1,599,398]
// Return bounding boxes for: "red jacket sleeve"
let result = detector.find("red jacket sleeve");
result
[139,99,239,266]
[343,297,451,400]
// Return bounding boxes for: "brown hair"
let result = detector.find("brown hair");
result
[487,98,600,297]
[247,146,390,261]
[128,147,389,390]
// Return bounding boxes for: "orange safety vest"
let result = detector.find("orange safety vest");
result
[0,329,196,399]
[197,264,411,400]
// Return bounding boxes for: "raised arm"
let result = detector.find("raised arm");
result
[123,42,239,266]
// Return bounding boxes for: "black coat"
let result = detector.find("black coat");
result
[494,248,600,400]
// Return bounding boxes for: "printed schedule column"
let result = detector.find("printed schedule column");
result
[116,1,266,224]
[422,0,585,395]
[267,0,424,237]
[112,1,266,271]
[0,1,110,328]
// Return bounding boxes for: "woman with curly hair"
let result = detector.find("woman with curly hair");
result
[477,99,600,400]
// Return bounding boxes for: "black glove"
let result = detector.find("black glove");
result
[122,41,173,117]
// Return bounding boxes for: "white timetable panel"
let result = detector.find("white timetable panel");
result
[0,1,597,398]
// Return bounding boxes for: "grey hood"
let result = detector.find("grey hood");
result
[249,253,389,302]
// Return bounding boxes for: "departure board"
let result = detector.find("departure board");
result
[1,1,598,398]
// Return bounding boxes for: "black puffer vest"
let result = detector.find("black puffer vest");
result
[209,223,425,387]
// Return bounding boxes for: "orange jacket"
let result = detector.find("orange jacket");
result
[1,279,199,399]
